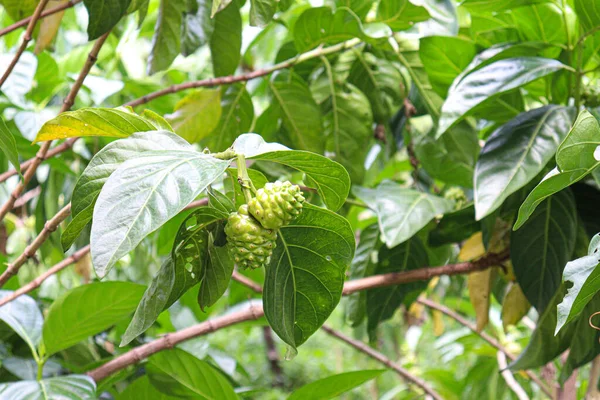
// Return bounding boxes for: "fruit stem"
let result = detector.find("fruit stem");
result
[236,154,254,203]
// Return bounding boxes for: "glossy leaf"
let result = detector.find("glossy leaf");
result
[288,370,385,400]
[34,107,168,143]
[366,237,429,332]
[181,0,213,56]
[210,2,242,76]
[293,7,365,52]
[512,4,569,46]
[198,243,234,310]
[43,282,145,355]
[0,291,43,355]
[148,0,185,74]
[250,0,276,27]
[511,189,578,312]
[166,89,222,143]
[437,57,570,137]
[0,116,20,175]
[147,348,238,399]
[461,0,550,13]
[263,204,355,352]
[474,106,575,220]
[63,131,190,251]
[90,150,231,277]
[354,181,454,248]
[0,375,96,399]
[428,205,479,246]
[556,234,600,333]
[376,0,430,31]
[117,376,178,400]
[122,208,227,345]
[575,0,600,32]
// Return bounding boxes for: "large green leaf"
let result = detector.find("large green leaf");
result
[293,7,365,52]
[43,282,145,355]
[574,0,600,33]
[250,0,277,27]
[512,4,569,46]
[122,208,228,345]
[83,0,131,40]
[34,108,169,143]
[437,57,570,137]
[204,84,254,152]
[263,204,355,353]
[148,0,185,74]
[461,0,550,13]
[0,116,20,175]
[147,348,238,399]
[117,376,178,400]
[556,234,600,333]
[90,150,231,277]
[210,2,241,76]
[419,36,476,96]
[166,89,222,143]
[354,181,454,248]
[474,106,576,220]
[428,205,479,246]
[0,0,36,21]
[0,291,43,356]
[334,0,372,20]
[376,0,430,31]
[367,237,429,333]
[63,130,190,251]
[0,375,96,400]
[288,370,385,400]
[515,110,600,229]
[198,241,234,311]
[181,0,213,56]
[511,189,578,313]
[268,71,323,154]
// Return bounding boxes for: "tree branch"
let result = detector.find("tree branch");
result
[0,0,51,89]
[262,326,284,387]
[497,351,529,400]
[0,0,81,37]
[320,325,443,400]
[87,304,264,382]
[0,32,110,223]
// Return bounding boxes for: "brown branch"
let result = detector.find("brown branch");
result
[320,325,443,400]
[417,297,554,398]
[0,33,109,223]
[342,250,510,295]
[13,186,41,209]
[497,351,529,400]
[0,0,81,37]
[232,270,263,293]
[262,326,284,387]
[87,304,264,382]
[0,0,51,89]
[0,204,71,287]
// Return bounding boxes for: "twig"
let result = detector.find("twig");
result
[321,325,443,400]
[262,326,284,387]
[0,0,51,89]
[0,0,81,37]
[417,298,554,398]
[0,32,110,223]
[232,270,263,293]
[87,304,264,382]
[497,351,529,400]
[342,250,509,295]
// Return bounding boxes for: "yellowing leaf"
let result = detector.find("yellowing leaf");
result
[499,260,516,282]
[433,309,444,336]
[468,269,493,331]
[459,232,485,261]
[35,0,68,54]
[502,282,530,331]
[165,89,222,143]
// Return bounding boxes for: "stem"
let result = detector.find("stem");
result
[36,358,46,381]
[212,149,236,160]
[236,154,254,203]
[345,198,367,207]
[575,27,585,109]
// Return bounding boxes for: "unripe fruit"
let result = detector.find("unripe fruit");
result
[248,181,305,230]
[224,205,277,269]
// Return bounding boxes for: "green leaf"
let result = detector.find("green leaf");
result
[34,107,167,143]
[354,181,454,248]
[511,189,578,313]
[512,4,569,46]
[474,106,576,220]
[269,71,324,154]
[208,187,235,214]
[122,208,227,345]
[210,2,241,76]
[366,237,429,332]
[198,240,234,310]
[461,0,550,13]
[148,0,185,75]
[428,205,479,247]
[0,0,37,21]
[263,204,355,352]
[575,0,600,32]
[0,116,20,175]
[181,0,213,56]
[211,0,232,17]
[0,291,43,356]
[293,7,365,52]
[63,131,191,251]
[147,348,238,399]
[203,84,254,152]
[556,234,600,333]
[250,0,277,27]
[166,89,222,143]
[334,0,372,20]
[437,57,570,137]
[117,376,178,400]
[419,36,476,96]
[43,282,145,355]
[376,0,430,31]
[90,150,231,277]
[83,0,131,40]
[0,375,96,400]
[288,369,385,400]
